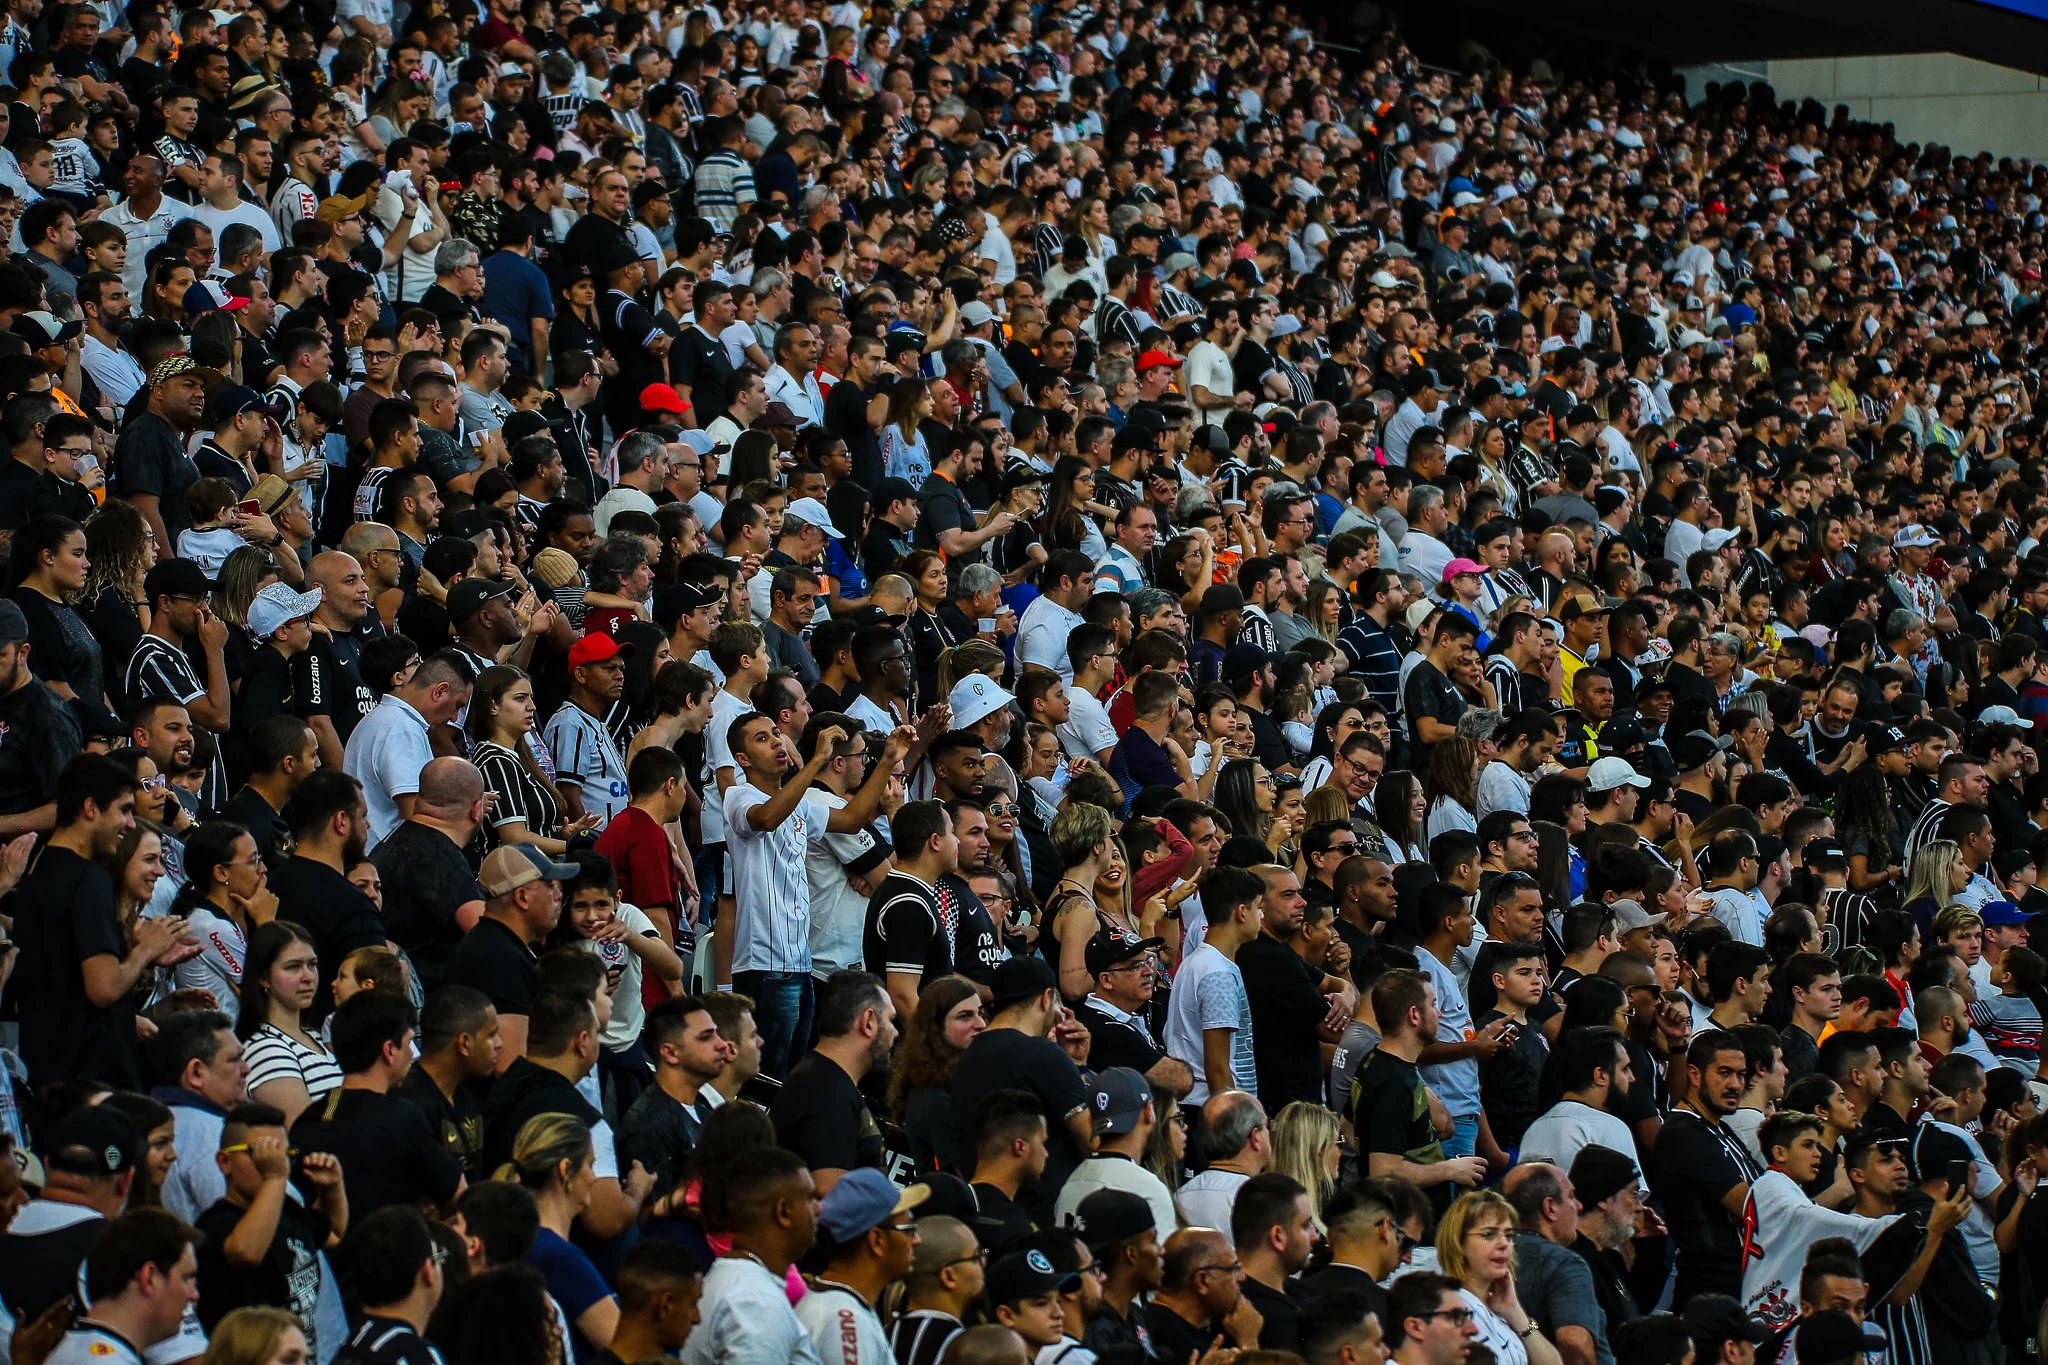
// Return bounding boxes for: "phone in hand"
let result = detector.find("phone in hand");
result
[1947,1158,1972,1195]
[237,499,262,516]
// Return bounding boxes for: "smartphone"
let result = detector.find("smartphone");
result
[1946,1158,1971,1194]
[237,499,262,516]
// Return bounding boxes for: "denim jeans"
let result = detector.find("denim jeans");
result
[732,970,815,1083]
[1444,1113,1480,1160]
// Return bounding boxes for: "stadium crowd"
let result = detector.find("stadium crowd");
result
[0,4,2041,1365]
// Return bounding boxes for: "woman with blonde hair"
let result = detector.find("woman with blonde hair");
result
[200,1307,309,1365]
[1437,1188,1562,1365]
[495,1113,618,1353]
[1903,840,1971,927]
[1269,1102,1342,1230]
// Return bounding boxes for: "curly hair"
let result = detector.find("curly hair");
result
[81,499,155,606]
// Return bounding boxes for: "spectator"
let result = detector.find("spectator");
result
[396,986,498,1181]
[1232,1171,1316,1349]
[1053,1067,1177,1239]
[149,1010,250,1225]
[443,845,580,1064]
[289,991,462,1216]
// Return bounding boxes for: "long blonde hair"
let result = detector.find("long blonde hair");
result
[1268,1102,1341,1229]
[1436,1189,1518,1287]
[200,1309,305,1365]
[1904,839,1964,911]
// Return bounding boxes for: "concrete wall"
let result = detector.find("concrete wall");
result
[1678,53,2048,160]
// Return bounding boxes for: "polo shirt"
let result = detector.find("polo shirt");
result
[343,692,433,848]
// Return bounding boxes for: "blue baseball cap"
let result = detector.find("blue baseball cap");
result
[1981,900,2030,927]
[815,1168,928,1242]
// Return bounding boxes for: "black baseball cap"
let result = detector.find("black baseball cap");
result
[1795,1310,1887,1365]
[144,558,214,602]
[1069,1188,1156,1252]
[989,956,1057,1007]
[47,1105,140,1177]
[986,1249,1079,1306]
[1084,926,1163,978]
[1681,1294,1771,1348]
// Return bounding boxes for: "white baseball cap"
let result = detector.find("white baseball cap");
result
[1587,757,1650,793]
[784,497,843,539]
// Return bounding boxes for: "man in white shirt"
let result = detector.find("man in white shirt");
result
[342,652,471,848]
[1184,304,1240,429]
[682,1147,827,1365]
[1016,550,1095,679]
[764,320,825,428]
[793,1169,924,1365]
[1174,1090,1269,1231]
[1057,624,1120,764]
[1517,1027,1646,1186]
[192,150,280,254]
[1398,486,1455,587]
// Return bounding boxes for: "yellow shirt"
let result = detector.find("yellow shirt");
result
[1560,646,1590,707]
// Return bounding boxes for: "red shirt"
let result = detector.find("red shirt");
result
[595,805,682,917]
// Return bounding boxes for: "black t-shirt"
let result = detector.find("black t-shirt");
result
[219,787,293,869]
[0,678,80,817]
[295,629,377,747]
[668,325,734,425]
[865,871,955,987]
[331,1316,446,1365]
[265,856,386,1022]
[1349,1050,1441,1190]
[1081,998,1166,1075]
[372,822,485,988]
[0,1206,103,1324]
[292,1088,463,1214]
[1404,659,1466,769]
[1652,1107,1761,1300]
[1476,1009,1551,1149]
[397,1067,486,1179]
[10,845,138,1088]
[940,875,1002,987]
[770,1052,886,1174]
[195,1194,330,1334]
[825,379,882,489]
[972,1182,1036,1255]
[1238,933,1331,1110]
[952,1027,1090,1222]
[1241,1276,1301,1351]
[1242,705,1293,773]
[479,1057,602,1175]
[1297,1263,1389,1324]
[442,917,539,1019]
[229,645,298,785]
[1143,1302,1220,1365]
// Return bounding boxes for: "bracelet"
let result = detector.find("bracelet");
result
[1520,1325,1541,1340]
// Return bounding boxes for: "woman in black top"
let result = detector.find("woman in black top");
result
[7,513,116,732]
[900,549,961,716]
[887,975,985,1177]
[466,664,597,857]
[81,499,155,716]
[550,265,612,372]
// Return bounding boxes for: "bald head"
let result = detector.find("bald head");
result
[1160,1227,1233,1292]
[1597,950,1655,989]
[415,757,485,818]
[908,1216,976,1289]
[340,521,400,561]
[944,1326,1030,1365]
[1199,1089,1266,1164]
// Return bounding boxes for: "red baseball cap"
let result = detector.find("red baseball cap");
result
[567,632,636,668]
[639,382,691,414]
[1136,349,1182,372]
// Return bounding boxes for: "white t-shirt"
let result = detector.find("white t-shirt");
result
[1165,943,1255,1105]
[793,1282,891,1365]
[577,903,660,1050]
[805,788,888,977]
[1058,684,1118,760]
[1516,1100,1644,1184]
[1739,1169,1900,1330]
[700,689,755,844]
[1183,340,1235,424]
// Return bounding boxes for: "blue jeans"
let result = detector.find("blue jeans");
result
[1444,1113,1479,1159]
[732,970,814,1083]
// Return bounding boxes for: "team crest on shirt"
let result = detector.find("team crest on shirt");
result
[88,1345,114,1357]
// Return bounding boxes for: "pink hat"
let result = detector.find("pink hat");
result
[1441,558,1486,581]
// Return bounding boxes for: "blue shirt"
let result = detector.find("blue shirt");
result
[480,249,556,359]
[526,1228,614,1363]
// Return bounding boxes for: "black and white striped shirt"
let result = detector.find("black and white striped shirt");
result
[1034,221,1063,277]
[890,1311,964,1365]
[1904,797,1952,865]
[1096,296,1143,349]
[473,740,562,851]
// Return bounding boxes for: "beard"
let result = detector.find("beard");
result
[343,828,367,870]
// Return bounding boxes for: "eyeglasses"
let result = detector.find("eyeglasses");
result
[1197,1262,1242,1278]
[883,1219,920,1234]
[1421,1310,1475,1327]
[943,1250,989,1269]
[220,1143,299,1156]
[985,802,1019,816]
[1254,775,1276,788]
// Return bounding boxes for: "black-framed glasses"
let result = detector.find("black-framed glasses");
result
[1197,1261,1242,1278]
[1421,1309,1473,1327]
[943,1250,989,1268]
